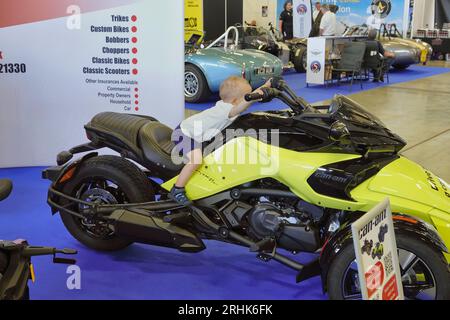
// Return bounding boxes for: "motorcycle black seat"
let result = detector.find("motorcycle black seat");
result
[88,112,157,148]
[0,179,12,202]
[87,112,183,175]
[138,122,183,173]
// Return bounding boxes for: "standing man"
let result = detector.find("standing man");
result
[313,2,321,22]
[319,4,337,36]
[279,1,294,40]
[310,2,324,37]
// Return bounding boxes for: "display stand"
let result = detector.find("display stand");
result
[306,36,366,87]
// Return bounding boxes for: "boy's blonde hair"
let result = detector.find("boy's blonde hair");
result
[219,76,251,102]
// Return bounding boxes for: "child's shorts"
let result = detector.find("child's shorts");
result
[172,125,202,158]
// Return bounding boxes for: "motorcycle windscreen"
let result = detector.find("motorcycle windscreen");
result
[329,95,387,129]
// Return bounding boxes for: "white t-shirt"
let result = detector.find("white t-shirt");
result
[180,101,238,142]
[320,11,337,36]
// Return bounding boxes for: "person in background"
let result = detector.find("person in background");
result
[319,4,337,36]
[310,3,324,37]
[279,1,294,40]
[313,2,321,22]
[367,29,395,82]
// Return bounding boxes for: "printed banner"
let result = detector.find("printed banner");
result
[0,0,184,167]
[277,0,407,37]
[352,198,404,300]
[293,0,313,38]
[329,0,408,35]
[306,37,326,84]
[185,0,204,42]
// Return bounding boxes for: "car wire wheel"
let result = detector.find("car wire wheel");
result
[185,71,199,97]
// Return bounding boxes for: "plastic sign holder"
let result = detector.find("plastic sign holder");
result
[351,198,405,300]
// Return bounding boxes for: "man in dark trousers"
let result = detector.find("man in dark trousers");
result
[367,29,395,82]
[279,1,294,40]
[310,5,324,37]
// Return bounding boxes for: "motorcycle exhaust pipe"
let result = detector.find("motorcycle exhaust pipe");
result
[108,209,206,253]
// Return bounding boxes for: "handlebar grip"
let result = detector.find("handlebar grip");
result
[245,92,264,102]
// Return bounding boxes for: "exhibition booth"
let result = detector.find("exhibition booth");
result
[0,0,449,303]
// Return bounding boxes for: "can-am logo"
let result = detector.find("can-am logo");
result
[297,4,308,15]
[310,61,321,73]
[371,0,392,19]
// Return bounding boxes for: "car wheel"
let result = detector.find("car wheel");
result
[185,64,211,103]
[393,64,410,70]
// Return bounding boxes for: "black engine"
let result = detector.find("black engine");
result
[247,204,320,253]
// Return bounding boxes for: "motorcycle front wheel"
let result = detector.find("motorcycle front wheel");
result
[327,233,450,300]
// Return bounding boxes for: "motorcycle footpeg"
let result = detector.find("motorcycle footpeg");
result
[56,248,78,255]
[162,212,190,224]
[250,237,276,253]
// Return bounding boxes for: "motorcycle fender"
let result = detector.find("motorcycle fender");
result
[46,152,98,214]
[363,157,450,214]
[319,214,448,293]
[52,152,98,188]
[429,209,450,263]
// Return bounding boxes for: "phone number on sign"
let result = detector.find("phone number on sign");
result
[0,63,27,74]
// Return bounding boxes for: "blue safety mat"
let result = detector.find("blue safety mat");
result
[0,167,326,300]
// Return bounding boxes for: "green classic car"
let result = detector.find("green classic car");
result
[185,27,283,103]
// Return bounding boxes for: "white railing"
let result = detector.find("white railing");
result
[206,26,239,50]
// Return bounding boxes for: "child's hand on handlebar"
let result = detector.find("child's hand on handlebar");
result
[262,78,273,88]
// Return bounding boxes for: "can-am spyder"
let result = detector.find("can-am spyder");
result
[0,180,77,300]
[43,78,450,300]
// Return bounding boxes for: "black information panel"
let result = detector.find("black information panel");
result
[203,0,243,41]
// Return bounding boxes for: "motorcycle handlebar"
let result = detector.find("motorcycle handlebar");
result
[244,92,265,102]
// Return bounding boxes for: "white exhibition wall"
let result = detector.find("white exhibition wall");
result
[412,0,436,35]
[243,0,278,27]
[0,0,184,168]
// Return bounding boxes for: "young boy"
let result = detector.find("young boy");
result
[169,76,272,205]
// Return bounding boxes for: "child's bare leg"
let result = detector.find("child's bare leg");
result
[170,148,203,205]
[175,148,203,188]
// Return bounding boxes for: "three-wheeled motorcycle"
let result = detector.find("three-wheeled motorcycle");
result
[0,179,77,300]
[43,78,450,300]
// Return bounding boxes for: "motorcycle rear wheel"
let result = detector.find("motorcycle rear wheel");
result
[60,156,155,251]
[327,233,450,300]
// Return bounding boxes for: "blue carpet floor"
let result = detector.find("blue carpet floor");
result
[186,65,450,113]
[0,167,325,300]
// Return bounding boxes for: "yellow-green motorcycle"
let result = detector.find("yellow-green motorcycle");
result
[43,78,450,300]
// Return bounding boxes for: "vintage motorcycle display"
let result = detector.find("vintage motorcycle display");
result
[236,22,308,73]
[0,179,77,300]
[43,78,450,300]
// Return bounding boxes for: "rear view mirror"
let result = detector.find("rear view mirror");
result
[329,121,350,142]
